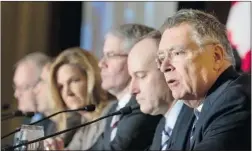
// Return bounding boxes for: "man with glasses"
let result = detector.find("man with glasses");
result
[157,9,251,150]
[89,24,162,150]
[13,52,51,124]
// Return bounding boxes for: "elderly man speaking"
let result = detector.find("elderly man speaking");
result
[157,9,251,150]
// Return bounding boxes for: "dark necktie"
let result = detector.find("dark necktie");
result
[190,110,200,145]
[110,107,121,141]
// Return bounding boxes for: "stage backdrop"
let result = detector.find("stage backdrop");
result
[80,2,178,58]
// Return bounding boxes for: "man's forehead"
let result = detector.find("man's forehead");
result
[159,24,193,48]
[129,39,158,71]
[103,34,123,53]
[14,62,38,83]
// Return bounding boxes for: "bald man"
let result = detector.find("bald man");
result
[128,31,192,150]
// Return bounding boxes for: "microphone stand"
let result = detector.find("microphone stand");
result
[3,105,139,151]
[1,105,95,139]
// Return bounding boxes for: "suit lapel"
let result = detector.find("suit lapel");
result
[150,117,165,150]
[168,105,194,150]
[104,102,118,144]
[157,118,165,150]
[105,96,136,143]
[189,68,238,150]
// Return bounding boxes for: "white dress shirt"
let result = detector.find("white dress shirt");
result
[161,100,184,150]
[110,94,131,141]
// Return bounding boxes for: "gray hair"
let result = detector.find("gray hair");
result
[15,52,51,76]
[160,9,235,66]
[106,23,156,53]
[136,30,162,47]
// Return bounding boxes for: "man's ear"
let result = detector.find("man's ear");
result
[213,44,225,72]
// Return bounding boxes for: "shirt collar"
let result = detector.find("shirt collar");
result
[117,94,131,110]
[194,103,203,120]
[196,103,203,112]
[164,100,184,130]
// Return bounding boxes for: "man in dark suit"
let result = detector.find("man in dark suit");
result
[128,31,193,151]
[157,9,251,150]
[91,97,161,150]
[89,24,162,150]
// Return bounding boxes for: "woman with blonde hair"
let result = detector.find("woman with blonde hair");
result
[44,47,113,150]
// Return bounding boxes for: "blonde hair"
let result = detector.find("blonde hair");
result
[49,47,108,132]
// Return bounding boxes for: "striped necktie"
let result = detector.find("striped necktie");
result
[190,110,200,145]
[161,126,172,150]
[110,109,121,141]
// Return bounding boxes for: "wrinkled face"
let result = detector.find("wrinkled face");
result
[13,62,38,112]
[158,23,221,104]
[99,34,131,95]
[56,64,87,110]
[128,38,173,115]
[33,64,51,113]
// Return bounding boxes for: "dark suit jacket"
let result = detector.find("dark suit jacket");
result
[148,104,193,151]
[148,117,165,151]
[168,66,251,150]
[90,96,162,150]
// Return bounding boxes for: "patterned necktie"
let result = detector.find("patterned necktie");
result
[161,126,172,150]
[190,110,200,145]
[110,108,121,141]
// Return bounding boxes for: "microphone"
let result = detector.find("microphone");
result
[1,104,96,140]
[4,105,140,150]
[111,104,140,115]
[1,111,35,121]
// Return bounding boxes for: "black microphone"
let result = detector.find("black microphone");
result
[4,105,140,150]
[1,111,35,121]
[1,104,96,140]
[110,104,140,115]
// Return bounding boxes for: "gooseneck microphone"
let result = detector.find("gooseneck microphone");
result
[4,105,140,150]
[1,111,35,121]
[1,104,96,140]
[31,104,95,126]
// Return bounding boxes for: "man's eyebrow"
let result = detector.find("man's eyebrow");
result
[158,45,186,53]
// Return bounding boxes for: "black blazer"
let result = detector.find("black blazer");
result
[166,104,194,150]
[148,117,165,150]
[90,96,162,150]
[168,66,251,150]
[148,104,193,151]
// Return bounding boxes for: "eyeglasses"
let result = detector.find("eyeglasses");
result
[156,42,218,68]
[101,52,128,60]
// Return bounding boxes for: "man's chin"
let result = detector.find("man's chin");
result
[172,91,183,100]
[140,106,154,115]
[101,83,111,90]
